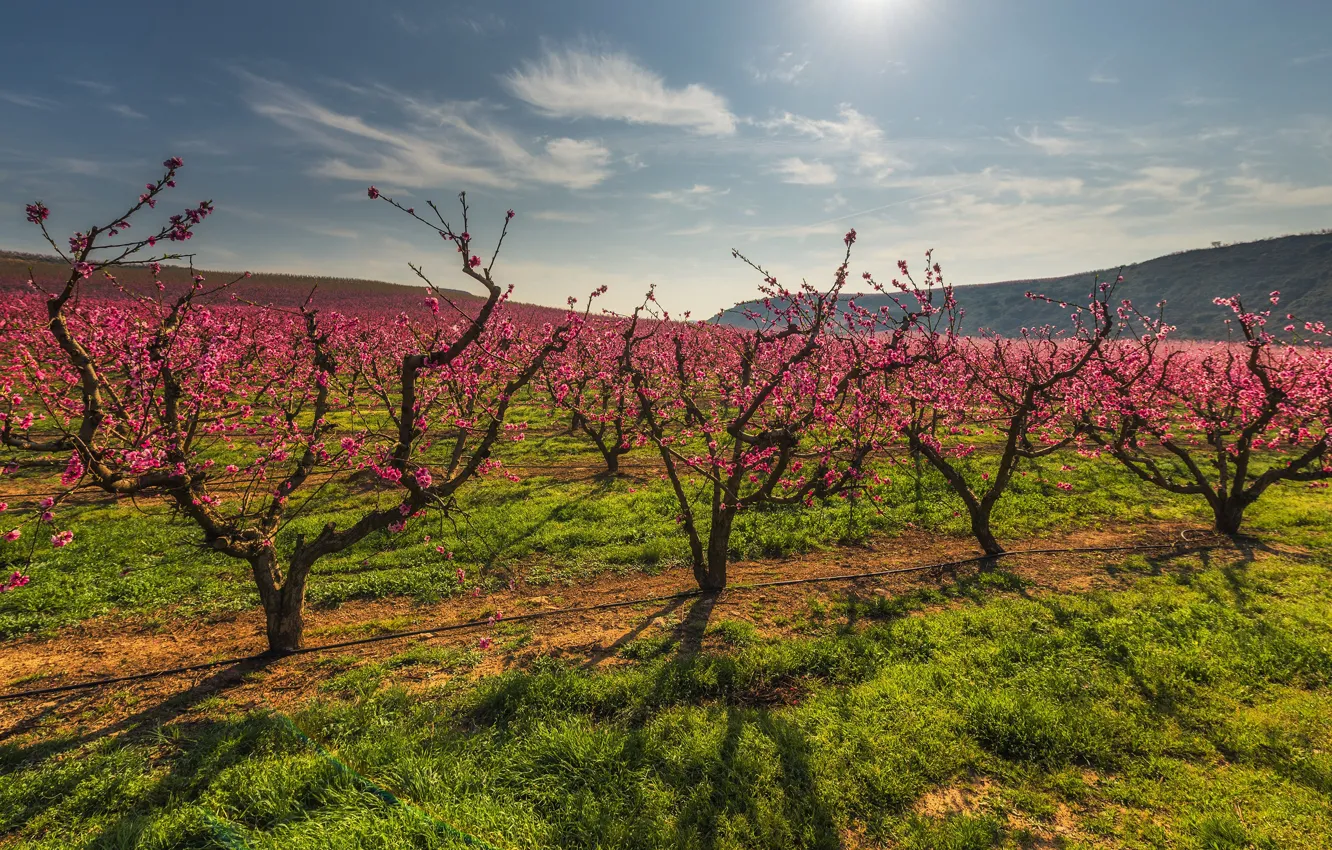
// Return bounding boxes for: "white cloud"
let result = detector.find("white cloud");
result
[240,73,613,190]
[70,79,115,95]
[1088,72,1119,84]
[648,183,731,206]
[760,105,899,182]
[1013,125,1083,156]
[108,104,146,119]
[773,157,837,185]
[1110,166,1206,202]
[750,52,810,84]
[530,210,596,223]
[504,48,737,135]
[1225,175,1332,208]
[1290,49,1332,66]
[0,90,58,110]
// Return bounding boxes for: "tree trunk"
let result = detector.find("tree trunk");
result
[697,511,734,591]
[970,503,1004,557]
[254,553,313,654]
[264,589,306,654]
[1213,498,1247,535]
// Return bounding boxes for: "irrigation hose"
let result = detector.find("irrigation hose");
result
[0,534,1214,703]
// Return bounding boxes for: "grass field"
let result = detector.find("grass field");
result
[2,424,1331,849]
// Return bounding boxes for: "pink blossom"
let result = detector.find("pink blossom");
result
[51,530,74,548]
[367,186,380,199]
[3,529,19,543]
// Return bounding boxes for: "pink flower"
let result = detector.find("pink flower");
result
[506,209,515,220]
[414,467,433,489]
[478,637,493,650]
[163,157,184,169]
[468,255,482,268]
[456,567,465,583]
[425,296,439,314]
[367,186,380,199]
[61,453,84,487]
[73,262,95,279]
[844,228,857,247]
[25,202,50,225]
[0,571,29,593]
[3,529,19,543]
[0,502,5,511]
[51,530,74,548]
[39,497,54,509]
[1056,482,1074,492]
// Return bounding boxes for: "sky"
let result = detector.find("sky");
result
[2,0,1331,314]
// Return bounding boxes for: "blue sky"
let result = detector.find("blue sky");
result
[2,0,1331,313]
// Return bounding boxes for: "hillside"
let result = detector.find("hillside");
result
[0,251,479,310]
[716,231,1332,339]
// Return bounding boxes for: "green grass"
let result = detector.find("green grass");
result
[0,438,1229,641]
[3,546,1331,848]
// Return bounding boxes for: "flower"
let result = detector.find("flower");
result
[0,571,29,593]
[3,529,19,543]
[506,209,515,219]
[51,530,74,548]
[468,255,482,268]
[456,567,465,583]
[478,637,493,650]
[25,202,50,225]
[367,186,380,199]
[163,157,184,169]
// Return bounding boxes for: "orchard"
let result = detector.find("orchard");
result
[2,160,1330,654]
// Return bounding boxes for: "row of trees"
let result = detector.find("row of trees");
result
[2,161,1330,652]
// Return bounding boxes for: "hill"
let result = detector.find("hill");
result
[716,231,1332,339]
[0,251,480,311]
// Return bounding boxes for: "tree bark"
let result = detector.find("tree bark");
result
[698,511,734,591]
[1213,498,1247,536]
[253,551,313,654]
[970,502,1004,557]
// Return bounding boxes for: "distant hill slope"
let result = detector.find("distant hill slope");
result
[716,231,1332,339]
[0,251,480,309]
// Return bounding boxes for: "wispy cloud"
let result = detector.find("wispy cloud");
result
[240,72,613,190]
[107,104,146,119]
[648,184,731,206]
[530,209,597,223]
[0,90,58,110]
[750,51,809,84]
[70,79,114,95]
[1225,175,1332,207]
[503,47,737,135]
[1290,48,1332,66]
[760,105,899,182]
[773,157,837,185]
[1013,125,1083,156]
[1088,72,1119,84]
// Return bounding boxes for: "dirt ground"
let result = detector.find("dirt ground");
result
[0,521,1259,747]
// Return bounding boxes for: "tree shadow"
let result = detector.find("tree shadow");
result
[1,655,276,768]
[673,592,720,657]
[581,594,695,669]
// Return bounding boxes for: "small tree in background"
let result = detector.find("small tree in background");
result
[1081,293,1332,534]
[621,232,953,590]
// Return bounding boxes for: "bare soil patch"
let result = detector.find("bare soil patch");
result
[0,521,1254,746]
